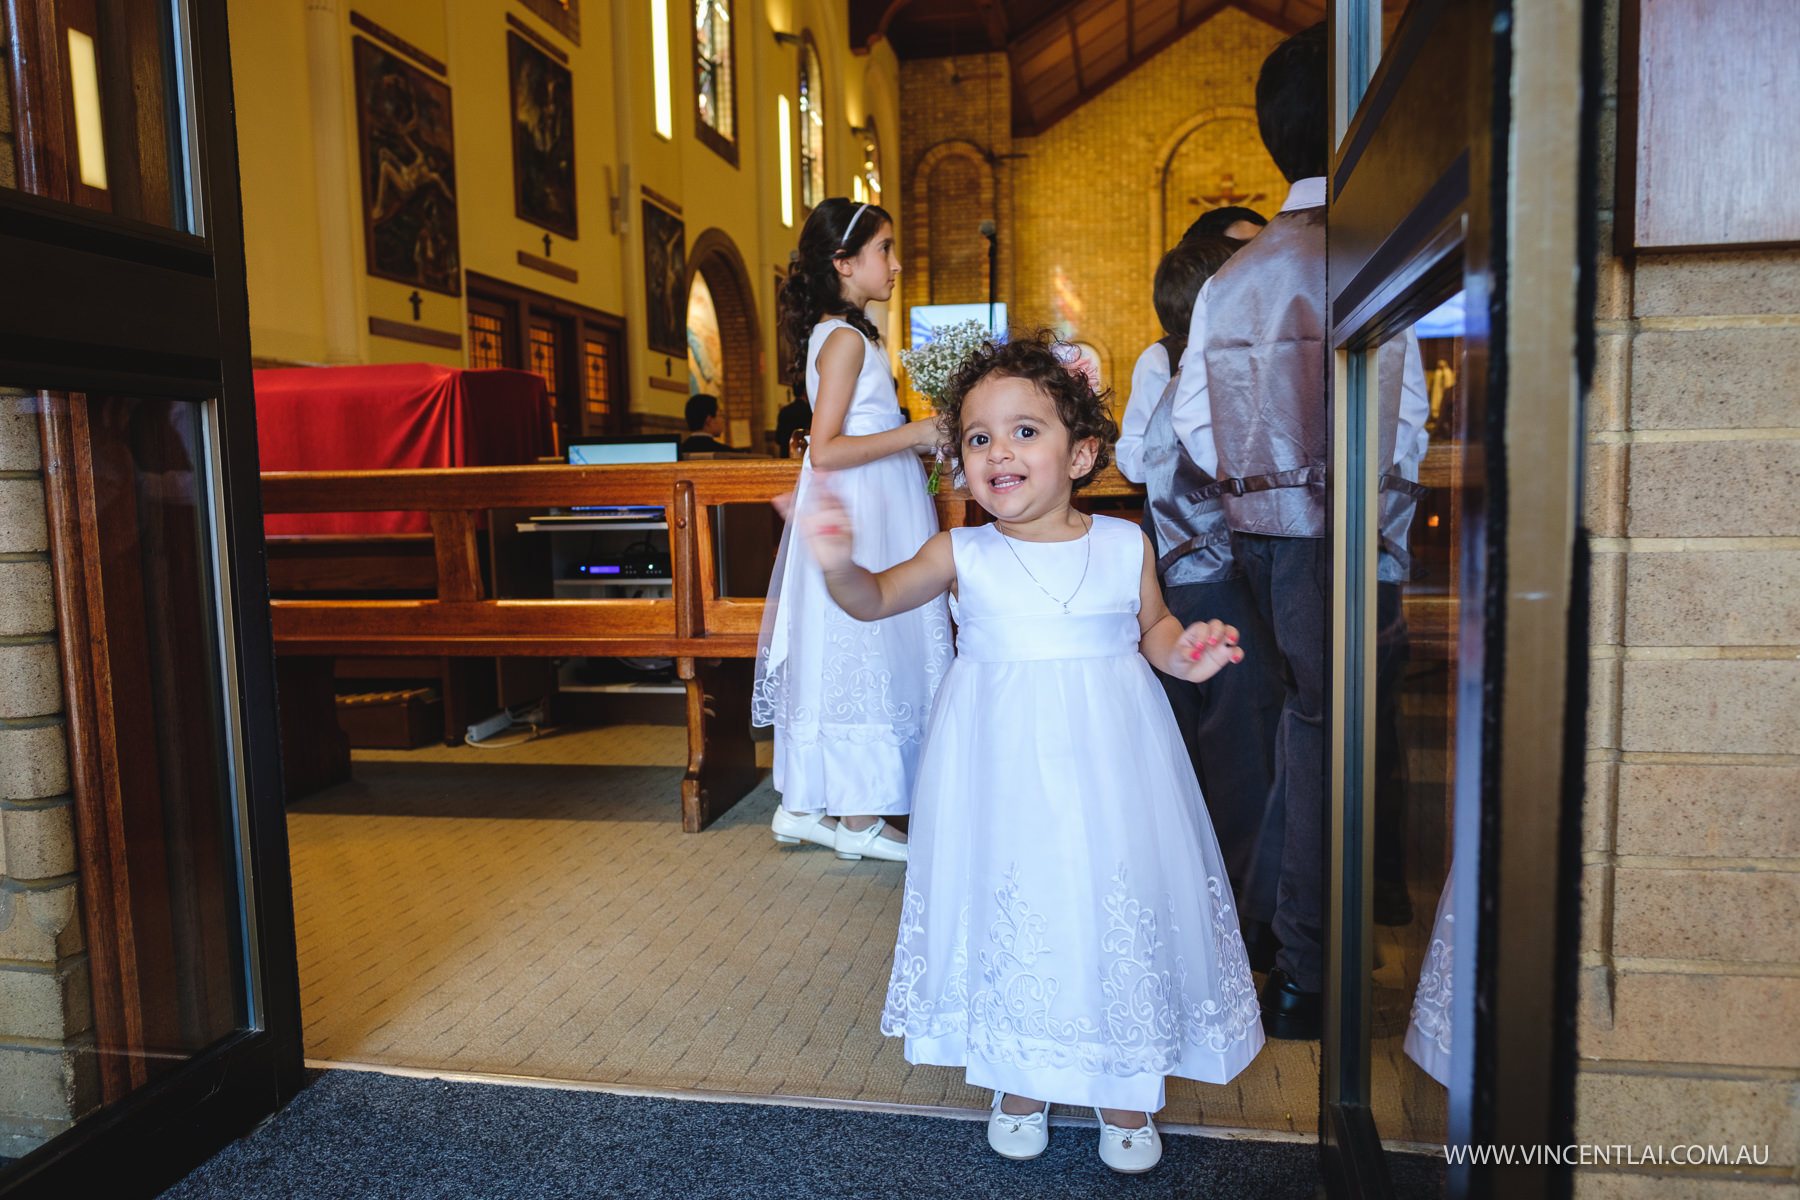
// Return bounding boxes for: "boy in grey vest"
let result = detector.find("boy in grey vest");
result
[1166,24,1428,1039]
[1118,235,1285,963]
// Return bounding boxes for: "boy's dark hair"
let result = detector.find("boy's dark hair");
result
[1154,235,1241,338]
[1183,205,1268,242]
[1256,22,1328,183]
[685,393,720,431]
[936,331,1120,493]
[778,197,894,396]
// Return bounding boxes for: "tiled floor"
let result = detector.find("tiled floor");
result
[290,702,1450,1143]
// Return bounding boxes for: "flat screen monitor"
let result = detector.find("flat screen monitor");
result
[566,436,680,466]
[563,436,680,516]
[909,303,1007,350]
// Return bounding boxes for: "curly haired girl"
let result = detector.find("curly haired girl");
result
[751,198,951,862]
[799,331,1265,1172]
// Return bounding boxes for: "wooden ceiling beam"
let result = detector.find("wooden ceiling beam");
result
[856,0,921,54]
[973,0,1011,50]
[1066,9,1086,91]
[1014,0,1246,136]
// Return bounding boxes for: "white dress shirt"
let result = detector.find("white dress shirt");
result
[1114,341,1171,483]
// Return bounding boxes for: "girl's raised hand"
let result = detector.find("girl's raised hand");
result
[1172,619,1242,682]
[799,476,857,572]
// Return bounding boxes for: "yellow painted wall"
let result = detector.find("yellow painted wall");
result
[228,0,898,430]
[228,0,327,364]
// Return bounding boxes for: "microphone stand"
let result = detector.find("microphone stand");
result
[982,224,998,333]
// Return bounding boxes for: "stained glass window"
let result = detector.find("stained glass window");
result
[695,0,734,146]
[797,37,825,210]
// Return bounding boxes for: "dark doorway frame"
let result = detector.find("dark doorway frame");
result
[0,0,303,1195]
[1320,1,1589,1197]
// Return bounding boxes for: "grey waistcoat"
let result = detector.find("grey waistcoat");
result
[1203,205,1426,565]
[1141,365,1235,585]
[1203,205,1331,537]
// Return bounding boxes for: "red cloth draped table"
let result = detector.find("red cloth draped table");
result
[255,363,552,535]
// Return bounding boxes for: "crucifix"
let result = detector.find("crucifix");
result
[1192,172,1265,209]
[408,290,423,320]
[542,233,553,257]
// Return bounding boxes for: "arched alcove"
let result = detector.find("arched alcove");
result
[1146,105,1284,275]
[911,139,996,306]
[685,228,764,447]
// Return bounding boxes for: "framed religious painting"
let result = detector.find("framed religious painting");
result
[641,199,687,357]
[517,0,580,44]
[352,37,462,296]
[774,267,792,386]
[508,32,577,238]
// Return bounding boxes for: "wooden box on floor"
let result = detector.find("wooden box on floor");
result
[336,688,444,750]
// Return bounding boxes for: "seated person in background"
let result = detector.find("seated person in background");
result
[775,393,813,458]
[1185,205,1267,243]
[681,393,731,455]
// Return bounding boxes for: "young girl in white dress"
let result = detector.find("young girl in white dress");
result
[752,198,952,862]
[799,333,1264,1172]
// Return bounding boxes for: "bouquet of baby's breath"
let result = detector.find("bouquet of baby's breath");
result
[900,319,990,493]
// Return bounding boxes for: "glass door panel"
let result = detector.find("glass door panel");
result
[0,391,253,1176]
[1367,290,1469,1153]
[3,0,199,230]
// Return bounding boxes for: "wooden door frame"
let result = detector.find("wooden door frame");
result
[0,0,304,1195]
[1322,1,1591,1197]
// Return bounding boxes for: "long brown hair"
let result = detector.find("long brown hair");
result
[779,197,892,398]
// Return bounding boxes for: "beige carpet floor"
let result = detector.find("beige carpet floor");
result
[290,722,1446,1142]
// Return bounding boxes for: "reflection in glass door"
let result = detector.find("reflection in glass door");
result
[1365,292,1467,1152]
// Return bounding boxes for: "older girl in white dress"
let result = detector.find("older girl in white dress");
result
[752,198,952,862]
[799,333,1263,1173]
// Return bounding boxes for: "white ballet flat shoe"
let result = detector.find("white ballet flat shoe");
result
[770,808,836,849]
[1093,1108,1162,1174]
[833,818,907,862]
[987,1092,1050,1160]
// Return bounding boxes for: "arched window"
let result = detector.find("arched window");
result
[693,0,736,162]
[852,121,881,205]
[797,34,825,210]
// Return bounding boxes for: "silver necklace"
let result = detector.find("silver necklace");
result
[996,516,1092,614]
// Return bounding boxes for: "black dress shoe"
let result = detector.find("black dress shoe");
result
[1260,968,1323,1041]
[1373,877,1414,927]
[1242,920,1281,975]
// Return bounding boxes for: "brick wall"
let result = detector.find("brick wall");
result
[899,51,1015,358]
[897,10,1284,410]
[0,393,96,1158]
[1575,1,1800,1194]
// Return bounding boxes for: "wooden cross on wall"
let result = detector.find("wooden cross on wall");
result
[542,234,553,257]
[408,290,423,320]
[1190,173,1266,209]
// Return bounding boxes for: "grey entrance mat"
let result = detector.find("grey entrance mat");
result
[157,1070,1446,1199]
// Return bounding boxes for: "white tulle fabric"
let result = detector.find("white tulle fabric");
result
[751,318,952,816]
[881,516,1264,1110]
[1404,862,1456,1088]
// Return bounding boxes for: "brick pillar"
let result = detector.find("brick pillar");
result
[1572,0,1800,1189]
[0,392,97,1157]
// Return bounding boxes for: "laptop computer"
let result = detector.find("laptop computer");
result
[531,435,681,521]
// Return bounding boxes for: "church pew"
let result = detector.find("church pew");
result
[262,460,799,831]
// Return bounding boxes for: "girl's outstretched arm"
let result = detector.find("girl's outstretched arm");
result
[807,328,942,470]
[801,478,956,620]
[1134,531,1242,681]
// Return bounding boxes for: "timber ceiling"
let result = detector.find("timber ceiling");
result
[850,0,1326,136]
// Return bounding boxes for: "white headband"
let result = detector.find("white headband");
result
[840,202,871,246]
